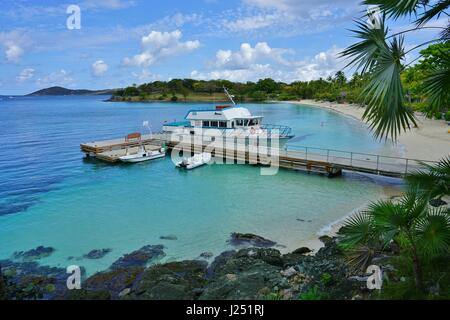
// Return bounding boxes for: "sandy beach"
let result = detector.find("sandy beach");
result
[291,99,450,161]
[288,99,450,253]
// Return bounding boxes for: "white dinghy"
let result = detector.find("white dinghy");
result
[176,153,212,170]
[119,146,166,163]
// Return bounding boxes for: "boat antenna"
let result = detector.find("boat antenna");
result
[143,120,153,139]
[223,86,236,106]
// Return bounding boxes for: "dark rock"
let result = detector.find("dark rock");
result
[81,267,144,299]
[207,251,236,277]
[292,247,312,255]
[110,245,165,270]
[83,249,112,260]
[199,252,214,259]
[13,246,55,261]
[128,260,208,300]
[200,249,284,300]
[228,233,276,248]
[160,235,178,241]
[429,198,447,207]
[318,235,333,244]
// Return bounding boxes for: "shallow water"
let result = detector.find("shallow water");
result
[0,96,401,274]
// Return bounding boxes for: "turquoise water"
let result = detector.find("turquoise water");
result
[0,96,400,274]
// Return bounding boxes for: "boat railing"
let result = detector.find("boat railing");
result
[260,124,293,138]
[284,145,439,175]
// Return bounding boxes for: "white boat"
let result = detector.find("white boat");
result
[176,153,212,170]
[162,87,294,148]
[119,147,166,163]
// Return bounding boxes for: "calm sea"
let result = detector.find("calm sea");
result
[0,96,401,274]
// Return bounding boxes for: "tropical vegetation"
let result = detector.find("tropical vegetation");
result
[341,0,450,140]
[338,157,450,299]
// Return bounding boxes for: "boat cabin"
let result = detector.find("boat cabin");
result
[185,106,263,129]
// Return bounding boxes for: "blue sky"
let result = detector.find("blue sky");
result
[0,0,445,95]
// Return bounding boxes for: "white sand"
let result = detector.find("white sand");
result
[292,100,450,161]
[286,99,450,253]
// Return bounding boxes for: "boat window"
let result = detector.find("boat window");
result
[231,121,235,128]
[211,121,218,127]
[249,119,256,126]
[203,121,209,127]
[244,119,249,126]
[219,121,227,128]
[236,120,243,126]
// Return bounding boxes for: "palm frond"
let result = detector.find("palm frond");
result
[406,156,450,198]
[345,245,378,271]
[368,199,407,245]
[338,211,376,248]
[415,207,450,256]
[361,36,417,140]
[423,52,450,113]
[362,0,426,20]
[340,18,388,73]
[416,0,450,26]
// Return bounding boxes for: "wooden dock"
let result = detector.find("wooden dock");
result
[81,135,436,177]
[80,134,165,163]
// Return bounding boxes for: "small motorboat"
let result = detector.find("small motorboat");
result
[176,153,212,170]
[119,147,166,163]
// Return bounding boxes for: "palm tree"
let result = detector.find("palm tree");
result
[338,188,450,291]
[406,156,450,200]
[341,0,450,140]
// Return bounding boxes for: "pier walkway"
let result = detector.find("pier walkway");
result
[81,135,437,178]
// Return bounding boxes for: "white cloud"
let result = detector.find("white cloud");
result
[16,68,35,82]
[191,43,345,83]
[81,0,136,9]
[123,30,200,67]
[36,69,74,87]
[217,0,360,36]
[213,42,290,70]
[132,69,160,81]
[0,30,31,64]
[5,44,24,63]
[92,60,108,76]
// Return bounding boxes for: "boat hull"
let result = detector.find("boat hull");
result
[119,153,165,163]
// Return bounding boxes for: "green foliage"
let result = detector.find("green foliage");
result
[339,184,450,292]
[343,2,450,140]
[321,272,334,286]
[445,110,450,121]
[111,71,368,104]
[264,292,283,300]
[299,286,328,300]
[406,156,450,199]
[170,95,178,102]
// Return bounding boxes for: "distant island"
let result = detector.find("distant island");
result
[27,86,116,97]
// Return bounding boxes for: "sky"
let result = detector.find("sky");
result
[0,0,446,95]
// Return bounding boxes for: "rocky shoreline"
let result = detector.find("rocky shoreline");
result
[0,233,383,300]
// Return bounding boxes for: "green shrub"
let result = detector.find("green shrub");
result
[299,286,328,300]
[170,95,178,102]
[434,112,443,120]
[445,111,450,121]
[321,272,334,286]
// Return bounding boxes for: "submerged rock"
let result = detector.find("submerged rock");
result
[110,245,165,270]
[84,249,112,260]
[199,252,214,259]
[228,233,277,248]
[160,235,178,241]
[13,246,55,261]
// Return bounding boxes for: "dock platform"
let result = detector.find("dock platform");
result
[81,135,436,177]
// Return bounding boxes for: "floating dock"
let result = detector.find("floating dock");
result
[81,134,436,177]
[80,134,165,163]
